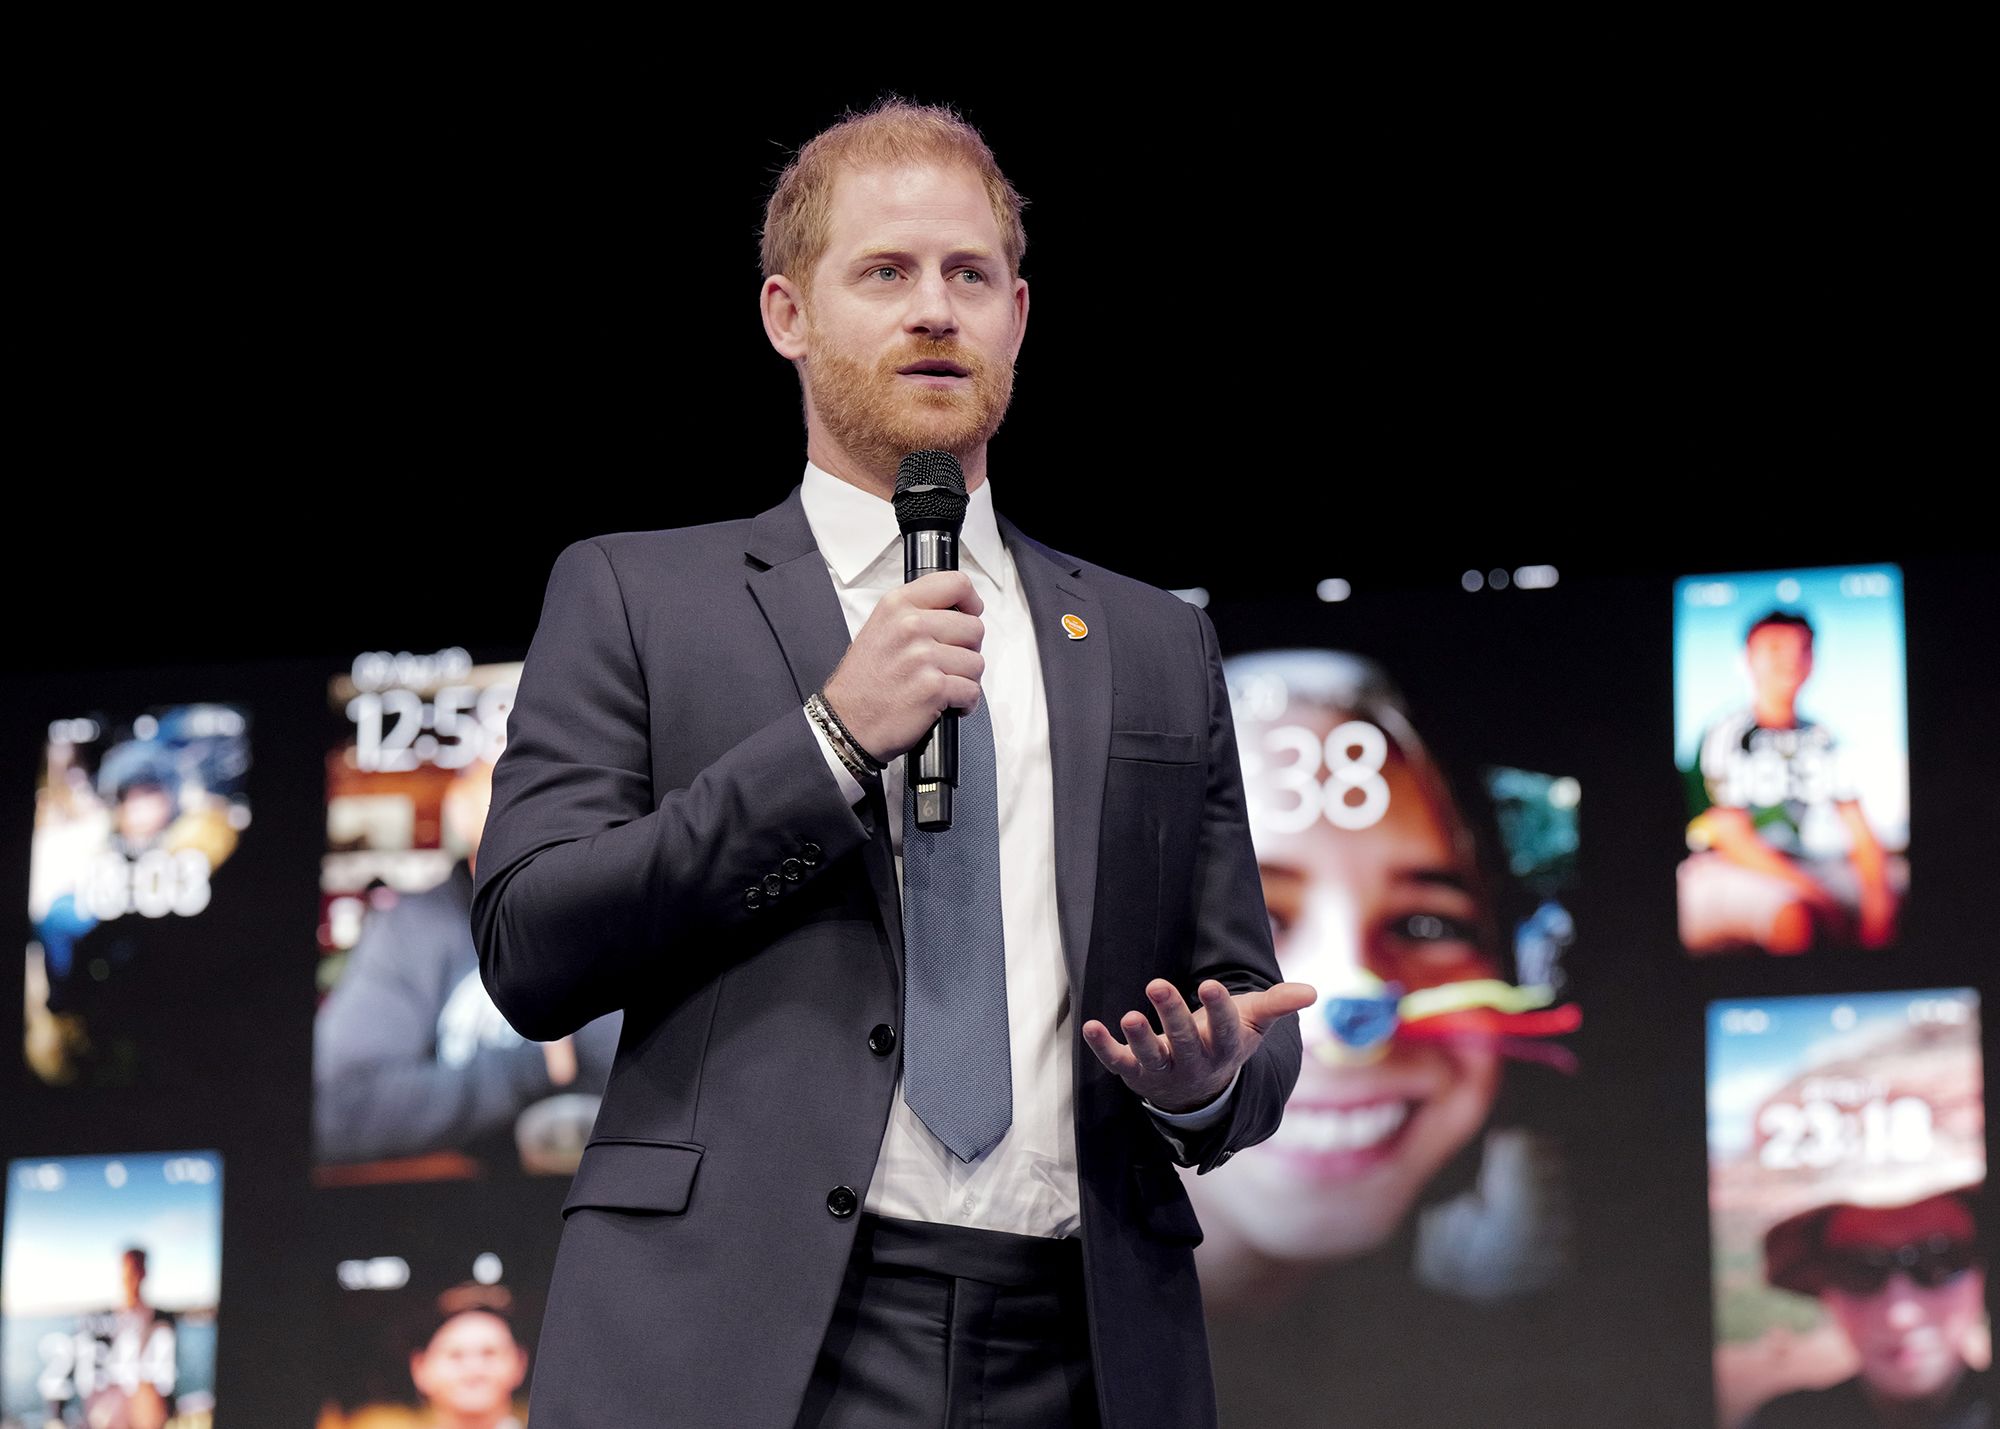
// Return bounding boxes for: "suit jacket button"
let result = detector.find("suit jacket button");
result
[762,873,784,897]
[781,857,804,882]
[800,842,822,867]
[867,1023,896,1056]
[826,1185,857,1218]
[744,887,764,911]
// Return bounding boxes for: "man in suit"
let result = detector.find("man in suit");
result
[471,97,1309,1428]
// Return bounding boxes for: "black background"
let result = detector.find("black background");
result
[12,76,1987,673]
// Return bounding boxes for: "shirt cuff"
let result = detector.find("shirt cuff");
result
[805,705,867,806]
[1143,1065,1242,1129]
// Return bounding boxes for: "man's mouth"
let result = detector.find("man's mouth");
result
[897,360,971,383]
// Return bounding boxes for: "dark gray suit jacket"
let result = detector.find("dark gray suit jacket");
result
[471,487,1300,1429]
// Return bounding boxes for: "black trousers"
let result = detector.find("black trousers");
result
[792,1212,1103,1429]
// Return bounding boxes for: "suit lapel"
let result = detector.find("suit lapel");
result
[1000,516,1109,997]
[744,487,905,974]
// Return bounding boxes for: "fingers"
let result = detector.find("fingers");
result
[1082,1008,1171,1075]
[1081,1018,1143,1079]
[934,641,985,682]
[940,676,984,716]
[1237,980,1318,1033]
[1200,980,1242,1066]
[1120,1008,1172,1073]
[1085,985,1199,1080]
[1149,979,1207,1065]
[827,570,993,762]
[904,570,984,617]
[1087,978,1314,1090]
[922,608,984,651]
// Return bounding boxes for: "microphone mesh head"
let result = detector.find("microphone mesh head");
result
[893,450,969,532]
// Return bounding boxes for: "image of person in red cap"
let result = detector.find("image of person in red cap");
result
[1745,1181,1989,1429]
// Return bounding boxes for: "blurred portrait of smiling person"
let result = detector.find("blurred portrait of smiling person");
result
[1185,650,1572,1312]
[408,1305,528,1429]
[1178,649,1586,1426]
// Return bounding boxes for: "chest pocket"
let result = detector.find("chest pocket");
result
[1107,729,1199,765]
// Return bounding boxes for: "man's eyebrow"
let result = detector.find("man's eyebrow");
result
[849,246,998,267]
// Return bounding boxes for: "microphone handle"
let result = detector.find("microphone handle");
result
[904,528,960,831]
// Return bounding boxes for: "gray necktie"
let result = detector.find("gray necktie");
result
[901,696,1012,1162]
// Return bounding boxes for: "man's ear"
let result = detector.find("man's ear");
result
[762,275,809,360]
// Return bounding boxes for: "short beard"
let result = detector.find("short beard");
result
[802,313,1016,482]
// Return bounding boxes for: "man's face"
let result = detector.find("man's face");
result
[1819,1198,1984,1404]
[795,163,1028,477]
[410,1311,528,1417]
[1192,700,1503,1260]
[121,1252,146,1306]
[1746,624,1813,706]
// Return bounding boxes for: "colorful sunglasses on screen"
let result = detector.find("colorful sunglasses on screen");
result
[1319,974,1582,1073]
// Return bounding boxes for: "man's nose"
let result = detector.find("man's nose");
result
[903,268,960,339]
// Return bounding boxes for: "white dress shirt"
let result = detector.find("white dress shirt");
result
[797,460,1235,1240]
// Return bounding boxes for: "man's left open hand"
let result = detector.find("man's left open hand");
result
[1082,978,1316,1114]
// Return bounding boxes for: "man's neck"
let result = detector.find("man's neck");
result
[805,436,989,501]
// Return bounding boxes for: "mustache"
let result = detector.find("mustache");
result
[883,340,983,376]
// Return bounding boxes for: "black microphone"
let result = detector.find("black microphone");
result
[893,450,970,832]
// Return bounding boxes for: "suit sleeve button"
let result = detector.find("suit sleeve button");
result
[744,887,764,911]
[762,873,784,897]
[781,857,804,881]
[826,1185,857,1218]
[800,842,822,867]
[867,1023,896,1056]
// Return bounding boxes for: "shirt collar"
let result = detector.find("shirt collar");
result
[800,459,1011,592]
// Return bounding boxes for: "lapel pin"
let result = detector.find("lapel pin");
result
[1061,613,1089,640]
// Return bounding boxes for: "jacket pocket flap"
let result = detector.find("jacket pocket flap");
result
[562,1139,704,1217]
[1108,729,1200,764]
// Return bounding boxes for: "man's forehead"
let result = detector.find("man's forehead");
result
[824,162,998,245]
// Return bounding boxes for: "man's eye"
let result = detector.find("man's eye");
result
[957,269,985,283]
[871,266,899,281]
